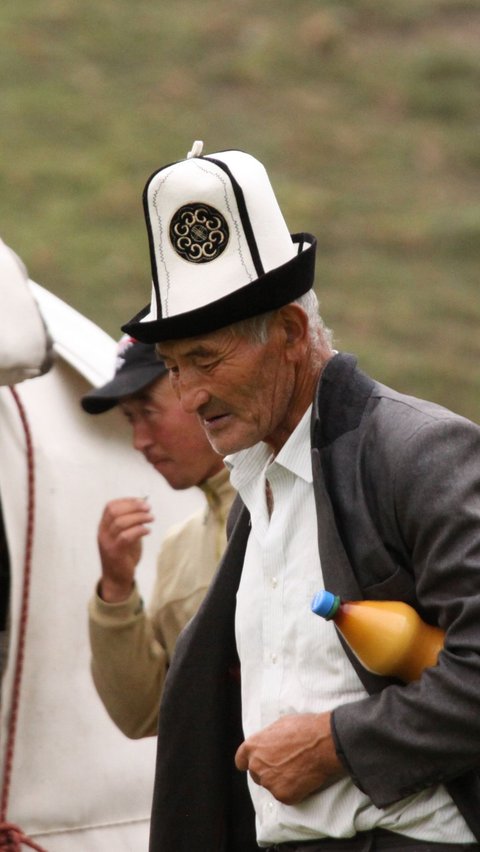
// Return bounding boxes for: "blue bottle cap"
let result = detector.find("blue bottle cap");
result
[311,590,339,619]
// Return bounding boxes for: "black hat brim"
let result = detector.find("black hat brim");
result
[122,234,316,343]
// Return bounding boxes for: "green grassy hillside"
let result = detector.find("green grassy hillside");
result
[1,0,479,419]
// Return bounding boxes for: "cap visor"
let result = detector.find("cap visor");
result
[81,363,166,414]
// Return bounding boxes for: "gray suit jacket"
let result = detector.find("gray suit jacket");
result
[149,353,480,850]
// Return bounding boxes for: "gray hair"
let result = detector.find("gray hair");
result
[232,290,333,355]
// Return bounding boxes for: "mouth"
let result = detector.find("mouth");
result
[202,412,231,431]
[146,454,170,467]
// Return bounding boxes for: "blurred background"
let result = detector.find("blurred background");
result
[1,0,479,419]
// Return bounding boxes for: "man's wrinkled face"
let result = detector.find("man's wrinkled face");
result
[120,374,223,489]
[157,318,297,457]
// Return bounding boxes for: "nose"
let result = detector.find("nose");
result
[131,418,153,453]
[172,371,211,414]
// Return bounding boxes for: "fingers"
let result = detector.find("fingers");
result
[235,740,249,772]
[235,739,272,792]
[99,498,153,544]
[101,497,153,529]
[233,713,344,805]
[235,741,264,789]
[97,498,155,601]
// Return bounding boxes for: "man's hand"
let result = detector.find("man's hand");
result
[97,498,153,603]
[235,712,345,805]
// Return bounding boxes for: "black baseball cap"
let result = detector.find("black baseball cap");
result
[81,335,167,415]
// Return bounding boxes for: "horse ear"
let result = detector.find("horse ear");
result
[0,238,52,386]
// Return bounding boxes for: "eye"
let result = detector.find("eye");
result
[167,365,180,382]
[162,358,178,375]
[142,405,161,420]
[195,357,218,372]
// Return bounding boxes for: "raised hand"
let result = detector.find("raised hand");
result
[97,497,154,602]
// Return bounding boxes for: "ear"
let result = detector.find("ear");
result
[278,304,309,360]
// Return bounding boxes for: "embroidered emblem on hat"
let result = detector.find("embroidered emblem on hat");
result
[115,335,135,371]
[169,202,229,264]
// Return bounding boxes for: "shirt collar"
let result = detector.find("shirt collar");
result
[224,442,272,495]
[225,403,313,491]
[274,404,313,483]
[199,465,233,513]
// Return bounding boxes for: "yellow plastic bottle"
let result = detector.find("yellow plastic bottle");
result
[311,590,445,682]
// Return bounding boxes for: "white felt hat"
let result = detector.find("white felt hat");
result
[123,141,317,342]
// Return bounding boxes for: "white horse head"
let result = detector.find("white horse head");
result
[0,238,52,386]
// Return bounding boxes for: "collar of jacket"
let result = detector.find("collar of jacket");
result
[311,352,376,449]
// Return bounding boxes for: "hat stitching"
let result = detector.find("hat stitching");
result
[204,156,264,279]
[195,160,255,288]
[151,171,173,317]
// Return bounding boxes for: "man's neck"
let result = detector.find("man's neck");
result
[265,350,331,456]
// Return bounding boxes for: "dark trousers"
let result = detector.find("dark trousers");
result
[266,828,480,852]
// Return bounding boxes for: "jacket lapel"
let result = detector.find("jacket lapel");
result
[150,504,257,852]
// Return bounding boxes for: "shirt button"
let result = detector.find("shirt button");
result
[271,652,277,664]
[271,576,278,588]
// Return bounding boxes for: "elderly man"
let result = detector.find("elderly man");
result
[123,143,480,851]
[81,336,235,738]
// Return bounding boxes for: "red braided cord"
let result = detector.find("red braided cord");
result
[0,823,48,852]
[0,388,48,852]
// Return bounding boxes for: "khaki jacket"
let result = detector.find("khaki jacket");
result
[88,467,235,738]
